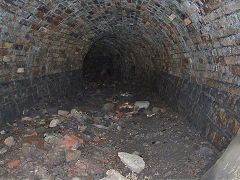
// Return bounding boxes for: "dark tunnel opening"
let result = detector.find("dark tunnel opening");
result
[82,35,137,84]
[83,55,115,82]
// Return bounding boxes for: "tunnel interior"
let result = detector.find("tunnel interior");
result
[82,35,136,82]
[0,0,240,179]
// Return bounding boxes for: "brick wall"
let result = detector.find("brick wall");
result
[0,0,240,147]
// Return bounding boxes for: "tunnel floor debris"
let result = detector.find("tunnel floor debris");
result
[0,82,220,179]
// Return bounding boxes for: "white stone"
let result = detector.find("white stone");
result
[134,101,150,110]
[100,169,127,180]
[0,130,6,135]
[58,110,69,116]
[0,147,7,155]
[44,134,61,144]
[118,152,145,173]
[21,116,32,121]
[49,119,60,128]
[17,67,24,73]
[3,56,11,62]
[71,177,81,180]
[4,136,15,147]
[169,14,176,21]
[70,109,78,115]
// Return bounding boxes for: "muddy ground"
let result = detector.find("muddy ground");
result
[0,81,220,180]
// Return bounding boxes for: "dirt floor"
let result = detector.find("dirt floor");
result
[0,81,220,180]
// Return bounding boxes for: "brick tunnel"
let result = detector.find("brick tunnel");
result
[0,0,240,179]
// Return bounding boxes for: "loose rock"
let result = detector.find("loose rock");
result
[195,146,214,157]
[49,119,60,128]
[66,150,81,162]
[44,133,62,144]
[134,101,150,110]
[70,109,78,115]
[100,169,127,180]
[4,136,15,147]
[58,110,69,117]
[59,135,83,150]
[71,177,81,180]
[93,124,109,130]
[78,125,87,132]
[118,152,145,173]
[0,147,7,155]
[21,117,32,121]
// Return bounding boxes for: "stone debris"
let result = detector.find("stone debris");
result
[71,177,81,180]
[70,109,78,115]
[8,160,20,168]
[58,110,69,117]
[78,125,87,132]
[44,133,62,144]
[0,84,219,179]
[119,102,134,109]
[0,130,6,135]
[117,125,122,131]
[17,68,24,73]
[195,146,214,157]
[66,150,81,162]
[59,135,83,150]
[134,101,150,110]
[92,124,109,130]
[118,152,145,173]
[70,110,86,122]
[120,92,132,97]
[21,116,32,121]
[4,136,15,147]
[100,169,127,180]
[0,147,7,155]
[49,118,60,127]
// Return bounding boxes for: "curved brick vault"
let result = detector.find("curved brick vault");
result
[1,0,240,150]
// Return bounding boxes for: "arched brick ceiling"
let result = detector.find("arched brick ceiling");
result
[1,0,240,93]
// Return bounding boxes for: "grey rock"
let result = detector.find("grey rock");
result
[58,110,69,117]
[78,125,87,132]
[0,147,7,155]
[49,119,60,127]
[4,136,15,147]
[66,150,81,162]
[44,133,62,144]
[134,101,150,110]
[71,177,81,180]
[118,152,145,173]
[195,146,214,156]
[100,169,127,180]
[0,130,5,135]
[92,124,109,130]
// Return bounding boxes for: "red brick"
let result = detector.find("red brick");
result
[224,56,237,65]
[231,66,240,75]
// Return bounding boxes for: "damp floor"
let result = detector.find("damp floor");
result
[0,81,220,180]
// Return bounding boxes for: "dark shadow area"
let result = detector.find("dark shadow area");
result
[83,55,116,82]
[82,35,136,84]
